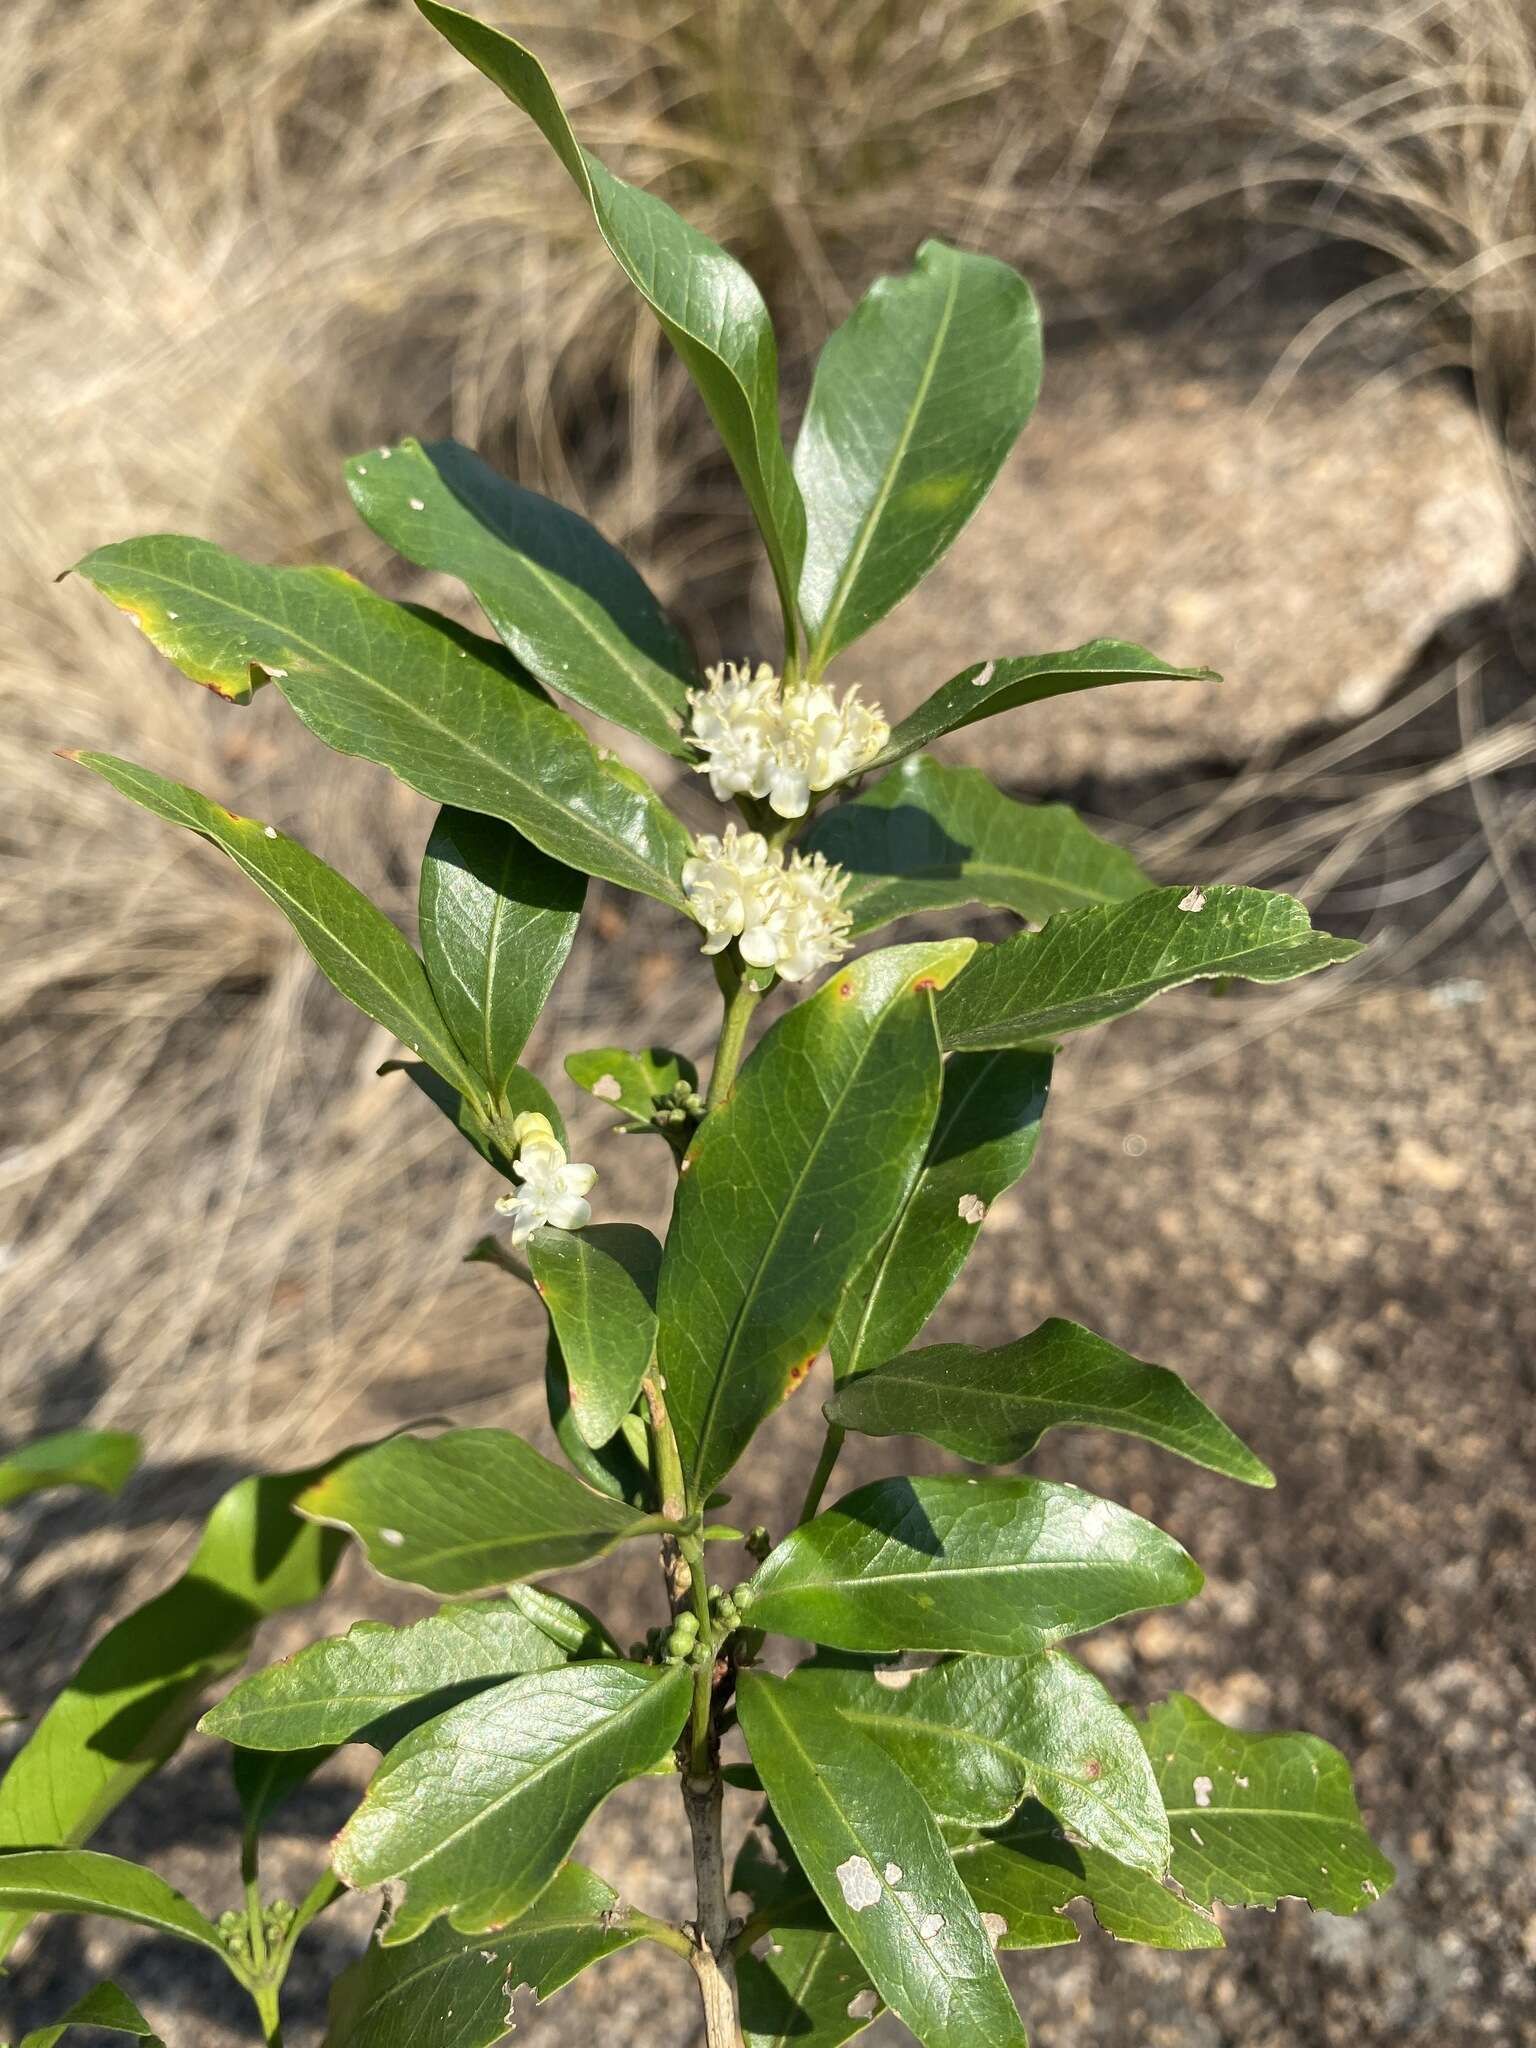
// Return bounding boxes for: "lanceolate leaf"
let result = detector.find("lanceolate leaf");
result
[333,1662,690,1944]
[544,1331,653,1507]
[72,756,479,1098]
[0,1464,344,1964]
[952,1803,1222,1951]
[738,1928,881,2048]
[1140,1694,1395,1915]
[829,1049,1050,1384]
[382,1059,565,1178]
[325,1863,643,2048]
[804,755,1149,937]
[747,1474,1202,1656]
[296,1430,660,1595]
[738,1674,1028,2048]
[18,1981,163,2048]
[203,1589,618,1752]
[231,1744,334,1840]
[418,807,584,1105]
[657,940,973,1504]
[415,1,806,638]
[873,641,1219,770]
[528,1224,662,1448]
[788,1652,1169,1871]
[0,1429,140,1509]
[828,1319,1274,1487]
[939,886,1363,1052]
[795,239,1042,669]
[348,439,695,759]
[72,539,693,909]
[0,1851,226,1959]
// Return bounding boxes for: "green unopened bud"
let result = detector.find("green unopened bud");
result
[734,1581,756,1612]
[745,1525,772,1561]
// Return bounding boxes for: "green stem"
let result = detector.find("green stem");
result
[797,1422,845,1524]
[629,1910,698,1962]
[706,956,764,1112]
[252,1983,284,2048]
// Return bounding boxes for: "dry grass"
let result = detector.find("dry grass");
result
[2,0,1534,1494]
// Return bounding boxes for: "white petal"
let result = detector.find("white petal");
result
[547,1194,592,1233]
[559,1162,597,1198]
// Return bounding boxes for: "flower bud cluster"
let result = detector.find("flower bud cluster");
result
[494,1110,596,1245]
[681,825,853,984]
[687,660,888,818]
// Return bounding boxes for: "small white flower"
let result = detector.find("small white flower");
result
[679,829,852,983]
[494,1116,597,1245]
[685,662,888,819]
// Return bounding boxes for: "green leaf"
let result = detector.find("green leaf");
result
[0,1851,226,1960]
[738,1928,881,2048]
[418,807,584,1105]
[657,939,973,1503]
[0,1464,344,1963]
[203,1588,617,1752]
[939,885,1363,1052]
[324,1862,643,2048]
[231,1743,334,1840]
[0,1429,139,1509]
[296,1429,660,1595]
[796,239,1041,669]
[415,2,805,637]
[333,1662,690,1944]
[873,641,1220,770]
[952,1803,1222,1951]
[565,1045,698,1130]
[738,1673,1027,2048]
[803,756,1149,937]
[787,1650,1168,1870]
[348,439,694,759]
[747,1474,1202,1655]
[18,1981,163,2048]
[382,1059,565,1179]
[544,1331,653,1507]
[829,1318,1274,1487]
[527,1224,661,1448]
[1139,1694,1395,1915]
[829,1049,1050,1384]
[72,539,693,910]
[72,755,479,1099]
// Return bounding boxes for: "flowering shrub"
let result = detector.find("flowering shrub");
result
[0,5,1392,2045]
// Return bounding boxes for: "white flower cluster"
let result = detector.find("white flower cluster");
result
[686,660,889,818]
[494,1111,596,1245]
[681,825,853,983]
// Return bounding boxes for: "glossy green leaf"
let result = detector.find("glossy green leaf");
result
[203,1588,617,1752]
[829,1049,1050,1384]
[333,1661,690,1944]
[72,755,479,1098]
[527,1224,661,1448]
[230,1743,334,1841]
[796,239,1041,668]
[382,1059,565,1179]
[418,806,584,1105]
[739,1928,881,2048]
[732,1805,828,1933]
[0,1464,344,1964]
[803,755,1149,937]
[415,2,805,636]
[0,1430,139,1509]
[873,641,1219,770]
[544,1330,653,1507]
[738,1673,1027,2048]
[657,939,973,1504]
[952,1803,1222,1951]
[18,1980,163,2048]
[324,1862,642,2048]
[788,1650,1168,1870]
[939,885,1363,1052]
[829,1318,1273,1487]
[0,1851,226,1959]
[748,1474,1202,1655]
[296,1429,660,1595]
[348,438,694,759]
[73,539,692,909]
[1140,1694,1395,1915]
[565,1044,698,1131]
